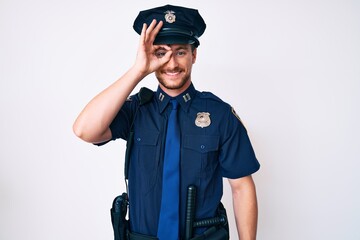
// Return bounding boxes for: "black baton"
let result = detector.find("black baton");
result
[185,185,197,240]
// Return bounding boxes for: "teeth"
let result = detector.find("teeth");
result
[166,72,179,76]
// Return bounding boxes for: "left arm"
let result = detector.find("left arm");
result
[228,175,258,240]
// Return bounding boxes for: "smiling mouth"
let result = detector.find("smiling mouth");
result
[165,71,181,76]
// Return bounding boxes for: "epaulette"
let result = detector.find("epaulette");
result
[198,91,224,103]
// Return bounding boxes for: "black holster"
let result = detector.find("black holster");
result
[111,192,130,240]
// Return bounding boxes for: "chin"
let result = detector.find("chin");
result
[160,78,190,90]
[156,70,192,91]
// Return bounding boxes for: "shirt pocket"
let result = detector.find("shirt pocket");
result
[183,135,220,154]
[133,130,160,172]
[182,135,221,199]
[183,134,220,170]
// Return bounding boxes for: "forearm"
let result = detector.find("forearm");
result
[229,176,258,240]
[73,66,145,143]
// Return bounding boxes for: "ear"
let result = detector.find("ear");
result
[192,48,197,64]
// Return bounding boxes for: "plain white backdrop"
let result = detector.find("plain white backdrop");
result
[1,0,359,239]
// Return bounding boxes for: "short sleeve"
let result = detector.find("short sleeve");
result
[94,98,139,146]
[219,106,260,178]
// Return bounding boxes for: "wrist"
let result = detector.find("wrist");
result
[128,65,149,82]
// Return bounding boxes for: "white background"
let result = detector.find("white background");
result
[1,0,359,239]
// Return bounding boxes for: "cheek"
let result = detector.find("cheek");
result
[183,57,195,67]
[189,58,195,68]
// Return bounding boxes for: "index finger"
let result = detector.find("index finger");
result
[146,20,163,43]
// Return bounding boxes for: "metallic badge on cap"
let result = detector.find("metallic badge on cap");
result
[195,112,211,128]
[164,10,176,23]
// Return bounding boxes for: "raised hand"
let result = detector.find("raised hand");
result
[73,21,173,144]
[133,19,172,76]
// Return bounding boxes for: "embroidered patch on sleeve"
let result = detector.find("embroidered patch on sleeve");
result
[231,107,243,124]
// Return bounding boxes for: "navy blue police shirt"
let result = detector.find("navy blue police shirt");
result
[103,83,260,237]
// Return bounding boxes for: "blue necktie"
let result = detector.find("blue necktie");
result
[157,100,180,240]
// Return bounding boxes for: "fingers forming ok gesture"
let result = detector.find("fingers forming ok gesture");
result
[134,19,172,76]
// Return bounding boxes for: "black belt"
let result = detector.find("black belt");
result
[128,227,228,240]
[128,231,158,240]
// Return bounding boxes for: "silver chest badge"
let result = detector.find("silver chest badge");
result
[164,10,176,23]
[195,112,211,128]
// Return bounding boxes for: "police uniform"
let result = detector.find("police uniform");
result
[100,4,260,239]
[104,83,260,237]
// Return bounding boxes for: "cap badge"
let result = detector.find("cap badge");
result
[164,10,176,23]
[195,112,211,128]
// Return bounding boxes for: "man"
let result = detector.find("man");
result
[73,5,260,240]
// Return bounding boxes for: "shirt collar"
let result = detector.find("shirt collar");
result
[156,83,196,113]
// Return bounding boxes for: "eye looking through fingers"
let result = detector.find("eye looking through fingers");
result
[154,45,172,58]
[154,48,167,58]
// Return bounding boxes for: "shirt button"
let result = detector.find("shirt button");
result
[200,145,205,149]
[137,138,141,142]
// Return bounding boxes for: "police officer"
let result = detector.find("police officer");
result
[73,5,260,240]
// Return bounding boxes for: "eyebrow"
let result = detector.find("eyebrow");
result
[174,43,189,48]
[170,45,191,51]
[156,45,190,51]
[156,47,168,51]
[174,46,188,51]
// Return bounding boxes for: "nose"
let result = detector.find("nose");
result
[166,54,179,69]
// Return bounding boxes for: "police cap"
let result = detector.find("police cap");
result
[133,5,206,47]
